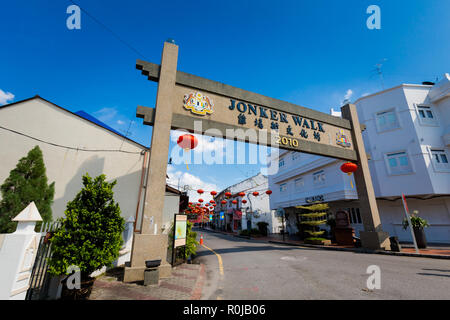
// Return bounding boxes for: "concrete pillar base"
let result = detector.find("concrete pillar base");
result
[124,263,172,283]
[360,231,391,251]
[123,233,172,282]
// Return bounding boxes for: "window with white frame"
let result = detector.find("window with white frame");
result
[430,149,449,171]
[313,170,326,186]
[376,109,399,132]
[280,183,288,192]
[294,177,304,189]
[279,158,285,168]
[386,151,413,175]
[416,105,438,125]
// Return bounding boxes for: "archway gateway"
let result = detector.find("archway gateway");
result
[124,41,391,282]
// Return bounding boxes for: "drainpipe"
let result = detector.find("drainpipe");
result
[134,149,149,232]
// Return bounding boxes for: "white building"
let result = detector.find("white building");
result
[214,173,282,234]
[269,75,450,244]
[0,96,182,234]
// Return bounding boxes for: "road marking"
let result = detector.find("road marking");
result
[202,244,224,276]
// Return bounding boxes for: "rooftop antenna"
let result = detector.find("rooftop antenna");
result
[119,120,134,151]
[371,58,387,90]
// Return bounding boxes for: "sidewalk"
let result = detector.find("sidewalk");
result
[89,263,206,300]
[202,227,450,259]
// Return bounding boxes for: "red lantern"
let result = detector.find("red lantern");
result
[210,191,217,196]
[221,200,227,205]
[225,192,231,198]
[242,199,247,204]
[340,162,358,175]
[198,199,203,203]
[177,134,198,150]
[232,200,237,204]
[340,162,358,189]
[177,134,198,170]
[213,204,216,207]
[197,189,204,194]
[266,190,272,195]
[238,192,245,197]
[210,200,215,204]
[252,191,259,197]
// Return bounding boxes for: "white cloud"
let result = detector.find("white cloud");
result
[166,166,218,203]
[93,107,118,122]
[344,89,353,101]
[339,89,353,106]
[170,130,225,154]
[117,120,125,125]
[0,89,14,105]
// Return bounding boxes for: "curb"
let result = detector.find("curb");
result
[202,228,450,260]
[190,263,206,300]
[268,240,450,260]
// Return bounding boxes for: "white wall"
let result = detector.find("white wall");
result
[0,98,146,221]
[268,151,357,210]
[355,84,450,197]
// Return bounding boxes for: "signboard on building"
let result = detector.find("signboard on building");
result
[305,195,324,203]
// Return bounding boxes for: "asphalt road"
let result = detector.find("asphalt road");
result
[193,228,450,300]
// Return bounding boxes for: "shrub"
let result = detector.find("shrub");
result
[296,202,329,242]
[168,220,199,259]
[48,173,124,281]
[0,146,55,233]
[402,214,429,230]
[239,229,250,236]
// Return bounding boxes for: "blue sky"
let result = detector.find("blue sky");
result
[1,0,449,198]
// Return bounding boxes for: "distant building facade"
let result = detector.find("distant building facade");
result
[214,173,282,234]
[269,75,450,243]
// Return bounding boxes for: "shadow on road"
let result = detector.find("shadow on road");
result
[417,273,450,278]
[195,244,314,257]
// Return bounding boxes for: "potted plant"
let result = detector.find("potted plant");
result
[48,174,125,300]
[402,212,429,249]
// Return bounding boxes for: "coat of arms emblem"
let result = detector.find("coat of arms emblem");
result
[183,92,214,115]
[336,129,351,148]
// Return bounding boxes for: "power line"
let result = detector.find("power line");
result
[0,125,143,154]
[68,0,148,59]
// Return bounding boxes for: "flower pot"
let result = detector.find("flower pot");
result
[61,276,95,300]
[413,227,427,249]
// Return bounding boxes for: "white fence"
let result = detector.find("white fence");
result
[0,202,135,300]
[0,202,42,300]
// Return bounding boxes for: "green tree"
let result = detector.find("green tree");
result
[48,173,125,282]
[0,146,55,233]
[296,202,329,241]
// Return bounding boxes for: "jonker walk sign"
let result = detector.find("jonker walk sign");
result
[124,40,391,282]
